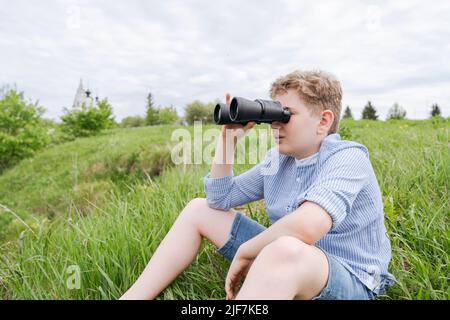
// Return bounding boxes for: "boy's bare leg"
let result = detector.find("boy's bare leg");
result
[120,198,236,300]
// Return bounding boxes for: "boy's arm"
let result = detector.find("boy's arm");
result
[239,146,371,259]
[204,92,261,210]
[237,201,332,258]
[209,131,237,178]
[225,201,332,300]
[203,146,272,210]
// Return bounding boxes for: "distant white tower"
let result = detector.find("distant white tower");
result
[72,79,95,108]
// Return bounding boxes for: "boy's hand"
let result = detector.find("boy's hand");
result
[221,93,256,141]
[225,244,255,300]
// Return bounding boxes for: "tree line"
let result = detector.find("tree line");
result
[342,101,443,120]
[0,87,218,172]
[121,92,217,128]
[0,85,447,173]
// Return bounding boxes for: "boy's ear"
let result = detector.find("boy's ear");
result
[317,110,334,135]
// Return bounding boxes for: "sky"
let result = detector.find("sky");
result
[1,0,449,121]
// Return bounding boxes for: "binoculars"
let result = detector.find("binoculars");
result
[214,97,291,125]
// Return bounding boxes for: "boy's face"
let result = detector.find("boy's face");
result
[271,89,324,159]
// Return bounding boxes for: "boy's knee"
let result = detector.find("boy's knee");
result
[259,236,310,264]
[184,197,236,215]
[180,198,208,220]
[185,197,208,210]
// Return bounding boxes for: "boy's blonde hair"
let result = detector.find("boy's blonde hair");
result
[269,70,342,134]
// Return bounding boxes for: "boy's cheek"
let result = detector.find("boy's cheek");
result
[287,121,306,140]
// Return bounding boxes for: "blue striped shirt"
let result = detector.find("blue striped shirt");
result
[203,133,395,294]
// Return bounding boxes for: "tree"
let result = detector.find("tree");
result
[342,105,353,119]
[361,101,378,120]
[0,87,49,171]
[184,100,214,125]
[97,99,116,127]
[146,93,159,125]
[61,98,115,138]
[430,103,441,118]
[387,103,407,120]
[157,105,178,125]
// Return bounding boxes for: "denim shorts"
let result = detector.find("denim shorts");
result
[216,212,377,300]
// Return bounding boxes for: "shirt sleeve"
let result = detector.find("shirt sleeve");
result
[296,147,371,230]
[203,149,274,210]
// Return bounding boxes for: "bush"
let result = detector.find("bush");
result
[387,103,407,120]
[144,92,178,126]
[338,123,353,140]
[184,100,215,125]
[157,106,178,125]
[0,87,49,172]
[120,116,147,128]
[61,98,115,138]
[430,114,447,128]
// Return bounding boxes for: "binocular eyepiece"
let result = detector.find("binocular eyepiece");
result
[214,97,291,125]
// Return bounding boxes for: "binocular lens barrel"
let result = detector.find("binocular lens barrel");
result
[214,97,291,125]
[214,103,231,124]
[214,102,250,125]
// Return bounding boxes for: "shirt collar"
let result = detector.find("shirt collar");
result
[292,134,341,167]
[294,152,319,167]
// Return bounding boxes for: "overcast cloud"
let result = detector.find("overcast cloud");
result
[1,0,449,120]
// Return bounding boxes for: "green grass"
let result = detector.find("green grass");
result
[0,119,449,299]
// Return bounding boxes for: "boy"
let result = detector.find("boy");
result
[121,70,395,300]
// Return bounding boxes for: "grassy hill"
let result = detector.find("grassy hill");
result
[0,119,448,299]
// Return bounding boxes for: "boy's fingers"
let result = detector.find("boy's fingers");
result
[225,277,231,296]
[226,273,238,299]
[226,288,233,300]
[245,121,256,130]
[226,93,231,105]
